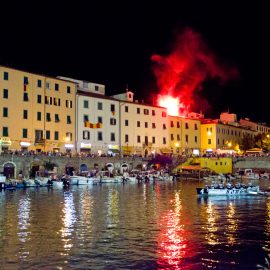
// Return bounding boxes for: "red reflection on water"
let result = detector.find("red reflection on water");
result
[157,204,193,269]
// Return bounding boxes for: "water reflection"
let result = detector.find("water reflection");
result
[107,188,119,230]
[60,191,76,255]
[157,191,189,269]
[204,201,219,246]
[225,202,237,246]
[17,194,31,243]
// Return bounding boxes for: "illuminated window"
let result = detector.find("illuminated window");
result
[83,130,90,140]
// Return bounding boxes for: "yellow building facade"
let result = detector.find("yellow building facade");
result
[168,116,201,155]
[201,120,256,153]
[0,66,76,153]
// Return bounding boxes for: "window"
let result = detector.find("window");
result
[137,121,140,127]
[125,134,129,143]
[171,134,174,140]
[46,130,50,140]
[3,89,8,99]
[195,136,197,143]
[185,135,188,143]
[137,135,141,143]
[55,114,60,122]
[22,128,28,138]
[66,132,72,141]
[125,120,128,126]
[97,102,103,110]
[24,76,29,84]
[95,85,99,91]
[137,108,140,114]
[37,79,42,88]
[177,134,180,141]
[84,100,89,108]
[3,107,8,117]
[144,109,149,115]
[67,86,71,93]
[111,104,115,112]
[45,96,49,104]
[145,136,148,145]
[152,110,155,116]
[46,82,50,89]
[218,138,220,144]
[55,83,59,91]
[110,118,116,125]
[177,122,180,128]
[162,111,167,117]
[53,97,57,106]
[4,71,9,80]
[23,93,29,101]
[152,123,156,129]
[171,121,174,128]
[223,139,225,145]
[98,132,103,141]
[163,124,166,129]
[84,115,89,122]
[125,106,128,112]
[152,137,156,144]
[194,123,198,130]
[3,127,8,136]
[67,116,71,124]
[83,130,90,140]
[23,110,28,119]
[54,131,59,140]
[208,139,211,144]
[111,133,115,142]
[145,122,148,128]
[185,123,189,129]
[163,137,166,144]
[37,95,42,103]
[37,112,41,121]
[98,116,103,124]
[46,113,51,122]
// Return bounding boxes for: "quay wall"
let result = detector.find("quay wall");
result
[0,155,149,178]
[233,157,270,171]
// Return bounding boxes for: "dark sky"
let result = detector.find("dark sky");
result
[1,1,269,123]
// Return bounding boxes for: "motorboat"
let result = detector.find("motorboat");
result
[196,182,260,196]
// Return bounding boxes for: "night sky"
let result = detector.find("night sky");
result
[1,2,269,123]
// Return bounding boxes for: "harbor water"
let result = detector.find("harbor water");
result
[0,180,270,269]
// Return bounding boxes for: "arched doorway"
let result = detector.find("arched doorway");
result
[3,162,16,179]
[80,164,88,173]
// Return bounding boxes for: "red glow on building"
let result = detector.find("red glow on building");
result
[152,28,238,113]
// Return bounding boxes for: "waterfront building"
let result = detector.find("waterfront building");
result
[168,116,201,155]
[0,66,76,153]
[201,113,256,153]
[111,90,170,156]
[58,77,120,155]
[239,118,270,134]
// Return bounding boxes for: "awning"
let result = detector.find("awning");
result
[160,148,172,154]
[109,149,120,153]
[246,148,263,153]
[181,165,202,171]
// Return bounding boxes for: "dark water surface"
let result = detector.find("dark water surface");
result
[1,180,270,269]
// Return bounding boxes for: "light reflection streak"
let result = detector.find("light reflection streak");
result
[157,191,189,269]
[17,195,31,244]
[60,192,76,255]
[107,189,119,231]
[226,202,237,245]
[204,201,218,246]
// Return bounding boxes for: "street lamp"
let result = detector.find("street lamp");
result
[175,142,180,154]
